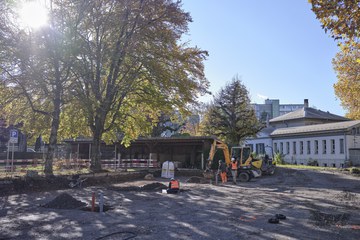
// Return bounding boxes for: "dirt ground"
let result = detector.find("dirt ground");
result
[0,167,359,240]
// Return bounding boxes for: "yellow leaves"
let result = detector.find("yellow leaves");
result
[310,0,360,43]
[333,47,360,119]
[58,103,91,141]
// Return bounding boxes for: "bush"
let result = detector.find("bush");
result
[273,152,285,165]
[349,167,360,174]
[307,159,319,166]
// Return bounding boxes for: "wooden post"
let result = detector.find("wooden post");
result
[91,192,95,212]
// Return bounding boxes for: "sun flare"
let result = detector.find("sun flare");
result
[19,1,49,29]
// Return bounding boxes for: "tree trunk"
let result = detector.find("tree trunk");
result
[90,126,103,172]
[44,103,61,177]
[44,64,62,176]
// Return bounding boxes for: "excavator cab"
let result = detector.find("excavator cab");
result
[230,147,252,166]
[204,139,258,181]
[231,146,275,175]
[231,146,262,178]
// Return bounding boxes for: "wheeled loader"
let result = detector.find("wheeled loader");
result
[204,139,275,182]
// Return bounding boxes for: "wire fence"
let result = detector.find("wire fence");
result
[0,158,159,177]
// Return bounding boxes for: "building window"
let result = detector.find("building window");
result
[331,139,335,154]
[340,139,344,154]
[274,143,278,153]
[293,141,296,154]
[280,142,283,154]
[322,140,327,154]
[307,141,311,154]
[286,142,290,154]
[256,143,265,154]
[314,140,318,154]
[246,144,253,152]
[300,141,303,154]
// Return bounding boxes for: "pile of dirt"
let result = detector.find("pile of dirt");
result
[109,182,167,192]
[310,210,350,226]
[140,182,167,191]
[186,176,209,184]
[42,193,87,209]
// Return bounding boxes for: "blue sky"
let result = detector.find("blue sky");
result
[181,0,346,116]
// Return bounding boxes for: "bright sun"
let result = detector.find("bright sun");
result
[18,1,49,29]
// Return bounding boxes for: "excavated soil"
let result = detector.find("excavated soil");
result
[41,193,87,209]
[0,167,359,240]
[109,182,168,191]
[186,176,209,184]
[310,210,351,226]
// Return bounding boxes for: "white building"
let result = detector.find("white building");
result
[271,120,360,167]
[245,100,360,167]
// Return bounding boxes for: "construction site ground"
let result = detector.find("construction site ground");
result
[0,167,359,240]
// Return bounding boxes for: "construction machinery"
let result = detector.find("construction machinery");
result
[231,146,275,176]
[204,139,275,182]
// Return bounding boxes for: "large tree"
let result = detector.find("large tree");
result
[201,76,262,145]
[0,0,79,176]
[333,49,360,119]
[310,0,360,118]
[310,0,360,44]
[1,0,208,174]
[68,0,208,171]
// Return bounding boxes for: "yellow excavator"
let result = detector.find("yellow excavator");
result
[204,139,274,182]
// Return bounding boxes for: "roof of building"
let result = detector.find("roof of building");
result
[259,126,276,136]
[271,120,360,137]
[269,107,349,123]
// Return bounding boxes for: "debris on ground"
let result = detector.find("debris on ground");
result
[144,174,155,180]
[42,193,87,209]
[140,182,167,191]
[186,176,209,184]
[81,205,113,212]
[109,182,167,192]
[310,210,350,226]
[335,190,358,201]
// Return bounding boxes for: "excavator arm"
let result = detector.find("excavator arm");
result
[206,139,231,171]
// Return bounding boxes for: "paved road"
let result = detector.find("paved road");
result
[0,167,359,239]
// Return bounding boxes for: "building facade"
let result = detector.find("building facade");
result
[245,100,360,167]
[252,99,304,120]
[271,121,360,167]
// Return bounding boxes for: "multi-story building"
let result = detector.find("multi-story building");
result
[252,99,304,120]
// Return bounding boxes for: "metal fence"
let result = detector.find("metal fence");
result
[0,158,158,176]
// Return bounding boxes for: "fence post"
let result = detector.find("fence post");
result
[99,192,104,214]
[119,153,121,170]
[148,153,152,169]
[11,142,15,177]
[201,153,204,170]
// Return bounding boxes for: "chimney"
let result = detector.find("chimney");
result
[304,99,309,108]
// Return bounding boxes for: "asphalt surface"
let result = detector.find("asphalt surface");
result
[0,167,359,240]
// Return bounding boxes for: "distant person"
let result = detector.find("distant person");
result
[218,160,228,184]
[167,178,180,194]
[231,158,238,184]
